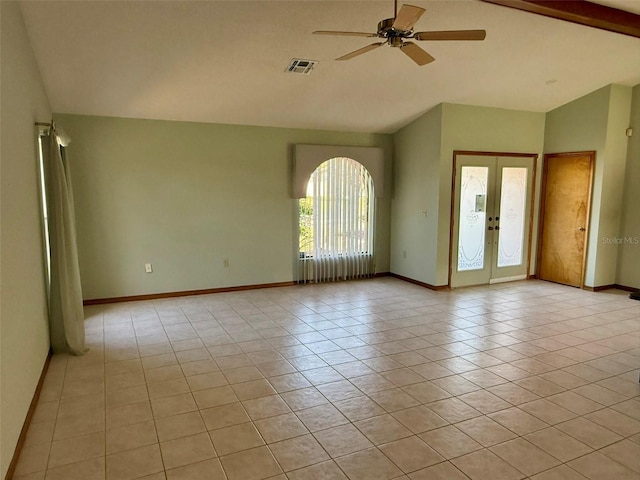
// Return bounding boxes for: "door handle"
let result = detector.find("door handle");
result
[578,227,586,231]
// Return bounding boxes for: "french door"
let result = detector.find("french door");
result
[451,154,535,288]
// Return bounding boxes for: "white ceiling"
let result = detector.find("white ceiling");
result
[20,0,640,134]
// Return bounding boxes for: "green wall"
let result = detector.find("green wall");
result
[391,103,545,286]
[55,114,393,300]
[390,105,443,284]
[1,2,52,476]
[617,84,640,289]
[544,84,632,287]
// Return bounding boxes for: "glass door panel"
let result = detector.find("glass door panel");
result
[458,166,489,271]
[497,167,527,268]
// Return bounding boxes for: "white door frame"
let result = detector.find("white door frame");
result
[449,151,538,288]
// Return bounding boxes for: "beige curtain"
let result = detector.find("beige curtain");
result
[43,130,86,355]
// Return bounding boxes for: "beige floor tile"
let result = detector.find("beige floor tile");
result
[368,388,420,412]
[147,377,190,399]
[107,401,153,429]
[408,461,470,480]
[106,420,157,454]
[458,390,513,414]
[106,385,149,409]
[487,382,540,405]
[192,385,238,409]
[426,397,482,423]
[355,413,413,445]
[106,444,164,480]
[568,451,639,480]
[601,439,640,473]
[519,399,577,425]
[209,422,264,456]
[335,447,403,480]
[53,410,105,441]
[488,407,549,435]
[314,424,373,457]
[254,412,309,443]
[490,438,561,476]
[155,411,206,442]
[145,365,185,384]
[524,427,593,462]
[45,457,105,480]
[333,395,385,422]
[391,405,449,434]
[296,403,349,432]
[402,381,451,403]
[224,365,265,384]
[24,421,55,447]
[573,383,629,406]
[201,402,250,431]
[267,372,312,393]
[584,408,640,437]
[529,464,589,480]
[456,416,517,447]
[231,379,276,400]
[379,435,444,473]
[382,368,427,387]
[545,391,603,415]
[611,399,640,421]
[419,425,483,459]
[451,449,525,480]
[285,460,348,480]
[160,432,216,470]
[219,446,282,480]
[27,281,640,480]
[242,394,291,420]
[165,458,227,480]
[316,379,362,402]
[181,358,220,378]
[280,387,328,410]
[555,417,622,449]
[151,392,197,418]
[461,369,510,389]
[15,443,51,476]
[269,433,329,471]
[186,371,228,391]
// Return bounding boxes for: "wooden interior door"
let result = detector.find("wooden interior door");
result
[538,152,594,287]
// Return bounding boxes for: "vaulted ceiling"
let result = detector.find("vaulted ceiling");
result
[20,0,640,133]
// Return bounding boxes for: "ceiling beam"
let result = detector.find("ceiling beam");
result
[479,0,640,38]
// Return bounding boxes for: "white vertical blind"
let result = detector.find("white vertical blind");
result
[299,157,375,283]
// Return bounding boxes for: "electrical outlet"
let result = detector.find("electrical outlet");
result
[145,263,153,273]
[223,258,230,268]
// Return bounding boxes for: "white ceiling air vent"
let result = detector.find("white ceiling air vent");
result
[286,59,318,74]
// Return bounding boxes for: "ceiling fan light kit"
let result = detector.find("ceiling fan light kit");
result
[313,2,487,66]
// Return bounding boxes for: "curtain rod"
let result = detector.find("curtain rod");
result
[35,121,55,128]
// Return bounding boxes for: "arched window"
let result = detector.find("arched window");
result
[298,157,375,283]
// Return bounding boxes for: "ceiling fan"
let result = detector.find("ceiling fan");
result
[313,1,486,66]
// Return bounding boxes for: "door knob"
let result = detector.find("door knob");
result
[495,226,500,231]
[578,227,586,231]
[488,226,494,231]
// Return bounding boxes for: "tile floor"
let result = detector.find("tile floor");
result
[14,278,640,480]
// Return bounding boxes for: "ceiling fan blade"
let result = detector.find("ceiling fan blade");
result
[336,42,384,61]
[414,30,487,41]
[399,42,435,66]
[392,4,426,31]
[313,30,378,37]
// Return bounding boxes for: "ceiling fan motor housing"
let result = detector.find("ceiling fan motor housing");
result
[378,18,412,46]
